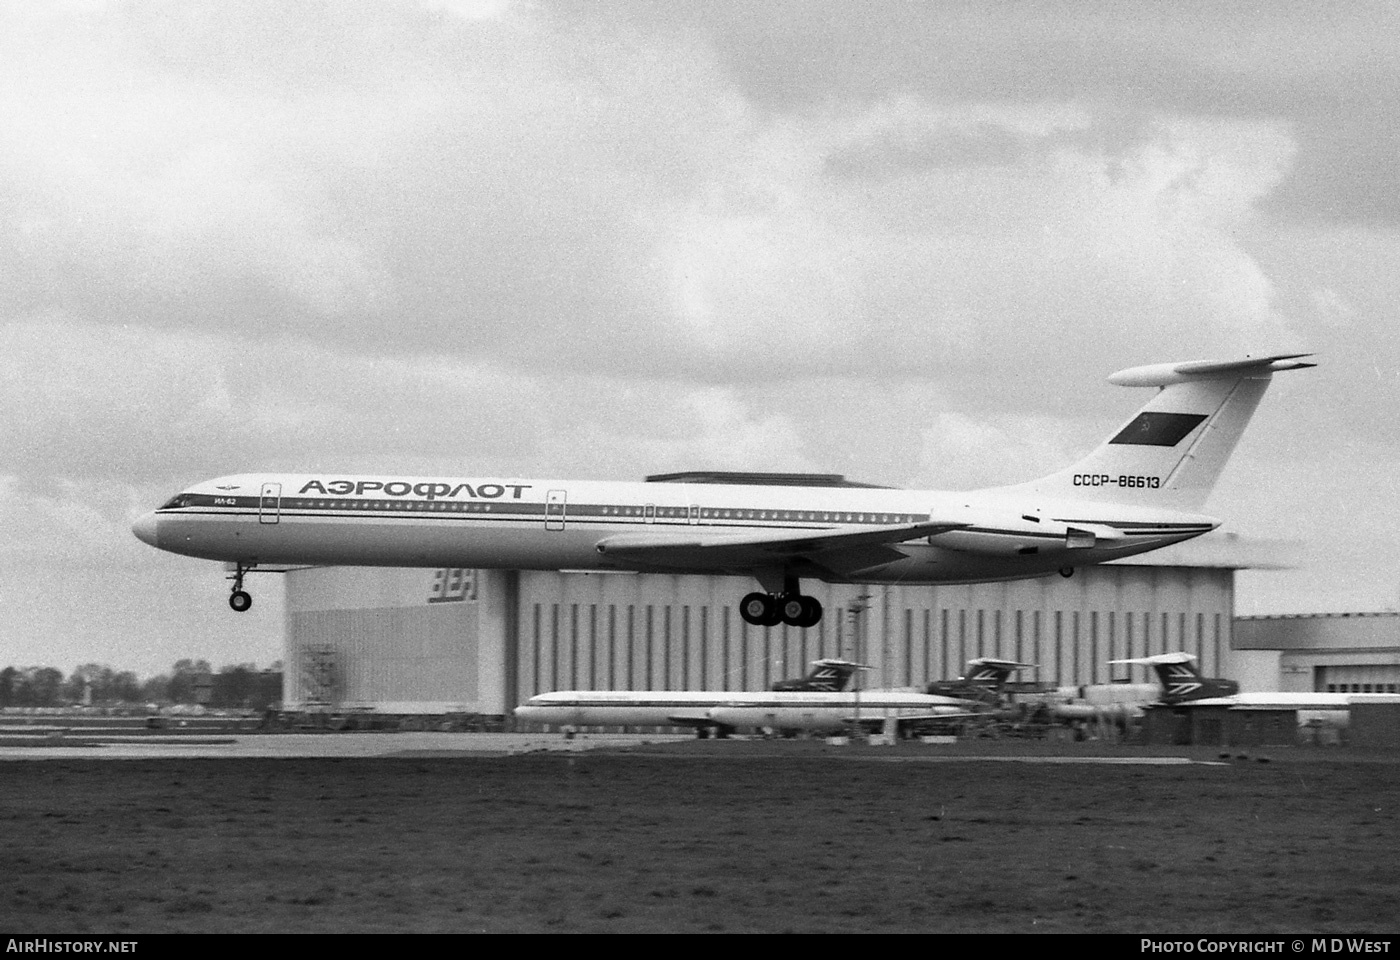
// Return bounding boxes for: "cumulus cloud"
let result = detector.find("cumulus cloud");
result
[0,3,1329,485]
[0,475,151,561]
[917,412,1094,490]
[0,320,236,481]
[0,3,1307,390]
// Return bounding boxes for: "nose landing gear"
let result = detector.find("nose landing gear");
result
[228,562,255,612]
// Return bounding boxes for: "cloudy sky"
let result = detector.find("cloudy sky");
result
[4,0,1399,677]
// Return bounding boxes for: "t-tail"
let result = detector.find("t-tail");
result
[770,658,866,692]
[1006,354,1314,511]
[926,657,1034,704]
[1109,652,1240,704]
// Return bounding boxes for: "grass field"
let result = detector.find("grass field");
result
[2,741,1397,933]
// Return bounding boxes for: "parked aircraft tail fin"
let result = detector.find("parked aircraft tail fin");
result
[926,657,1034,703]
[1109,652,1240,703]
[1007,354,1313,510]
[771,658,867,692]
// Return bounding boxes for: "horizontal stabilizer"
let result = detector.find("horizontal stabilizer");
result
[1109,652,1197,666]
[1108,354,1315,387]
[968,658,1038,670]
[812,658,870,670]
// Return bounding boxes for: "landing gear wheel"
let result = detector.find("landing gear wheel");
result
[227,561,256,612]
[779,594,824,628]
[1059,566,1075,578]
[741,592,776,626]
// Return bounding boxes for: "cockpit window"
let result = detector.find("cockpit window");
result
[160,494,191,510]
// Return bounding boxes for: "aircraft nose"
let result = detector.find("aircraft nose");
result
[131,512,160,548]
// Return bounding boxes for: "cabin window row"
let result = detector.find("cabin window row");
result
[594,506,921,524]
[290,499,500,512]
[276,499,922,524]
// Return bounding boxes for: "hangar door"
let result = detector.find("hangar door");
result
[1318,665,1400,694]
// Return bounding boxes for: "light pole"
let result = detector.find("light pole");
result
[849,594,871,740]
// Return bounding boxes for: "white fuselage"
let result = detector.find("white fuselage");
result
[1033,689,1397,726]
[514,689,972,731]
[1186,692,1392,709]
[513,690,768,728]
[706,691,971,733]
[1180,692,1400,730]
[132,472,1217,585]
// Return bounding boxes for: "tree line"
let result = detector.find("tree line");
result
[0,659,283,710]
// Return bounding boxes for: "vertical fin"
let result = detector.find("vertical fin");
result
[927,657,1034,703]
[1004,355,1313,510]
[1110,652,1240,703]
[771,658,865,692]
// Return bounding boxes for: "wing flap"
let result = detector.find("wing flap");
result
[595,519,968,569]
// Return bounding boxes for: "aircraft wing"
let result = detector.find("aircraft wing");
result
[595,519,968,573]
[868,711,981,723]
[665,711,720,727]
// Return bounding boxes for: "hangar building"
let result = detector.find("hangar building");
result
[281,533,1295,720]
[1232,612,1400,694]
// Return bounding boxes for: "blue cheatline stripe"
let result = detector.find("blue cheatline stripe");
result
[158,506,1209,542]
[165,494,926,526]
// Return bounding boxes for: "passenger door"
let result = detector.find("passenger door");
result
[546,489,567,531]
[258,482,281,525]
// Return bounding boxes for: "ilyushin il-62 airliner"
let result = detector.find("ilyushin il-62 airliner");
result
[132,355,1312,626]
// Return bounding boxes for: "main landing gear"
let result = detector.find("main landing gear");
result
[228,562,255,612]
[739,576,823,628]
